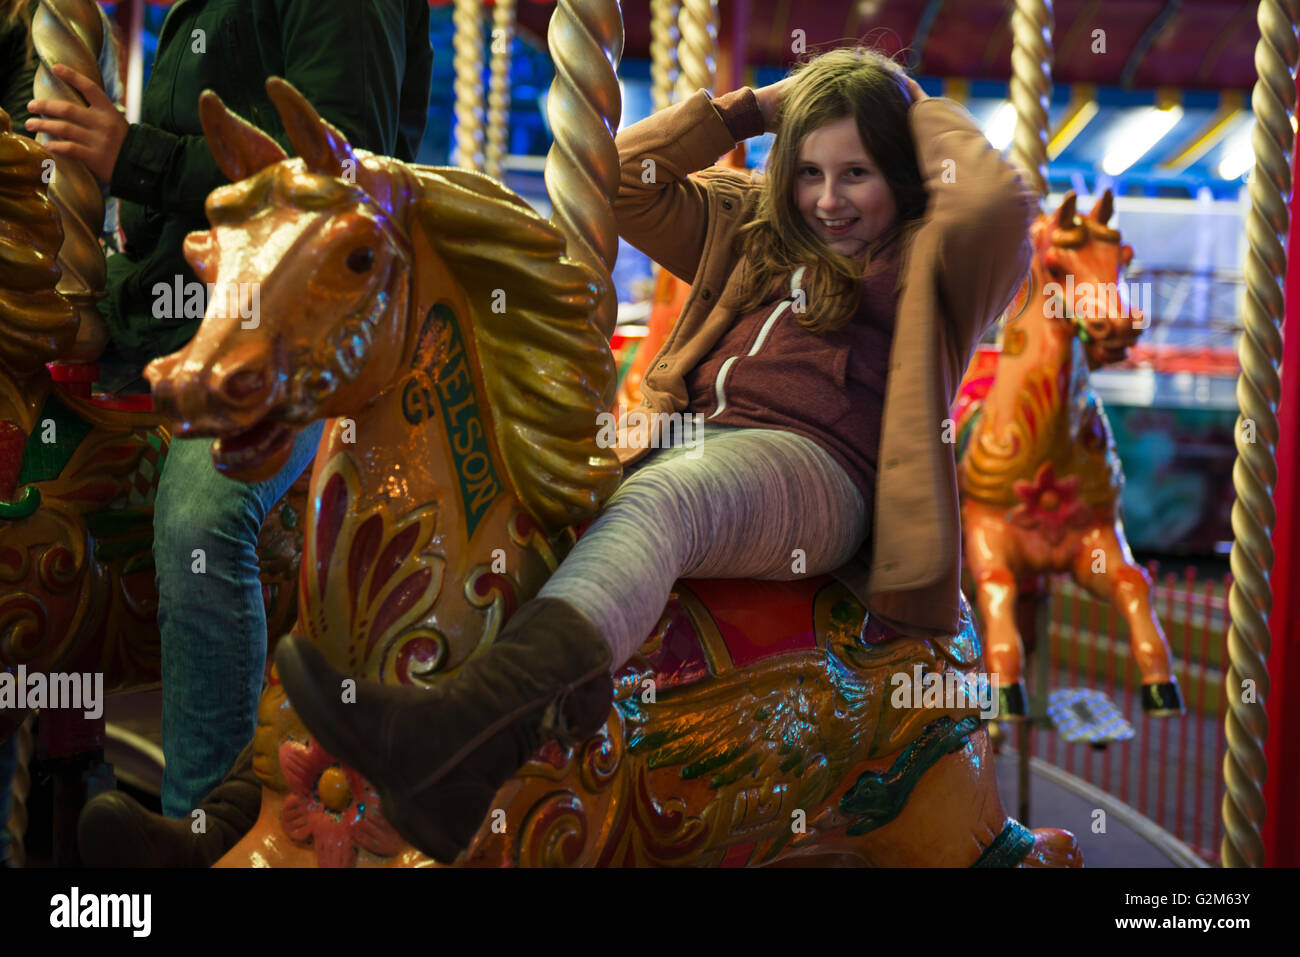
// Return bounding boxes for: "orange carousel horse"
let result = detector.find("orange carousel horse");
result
[0,109,304,745]
[142,78,1081,868]
[953,190,1182,719]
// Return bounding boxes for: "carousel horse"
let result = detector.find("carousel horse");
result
[144,78,1081,868]
[953,190,1182,719]
[0,109,305,744]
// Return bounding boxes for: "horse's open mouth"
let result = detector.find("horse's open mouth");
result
[211,417,299,482]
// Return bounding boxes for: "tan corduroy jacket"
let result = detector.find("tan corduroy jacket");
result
[612,89,1036,639]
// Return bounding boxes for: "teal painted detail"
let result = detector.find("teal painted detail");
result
[400,304,501,541]
[17,392,94,485]
[971,818,1036,868]
[0,485,41,520]
[840,715,980,836]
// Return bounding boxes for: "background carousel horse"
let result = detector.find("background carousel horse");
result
[0,108,305,745]
[143,77,1081,868]
[953,190,1182,719]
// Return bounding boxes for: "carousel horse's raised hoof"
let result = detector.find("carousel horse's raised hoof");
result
[998,681,1029,719]
[273,597,613,863]
[78,743,261,867]
[1140,680,1184,717]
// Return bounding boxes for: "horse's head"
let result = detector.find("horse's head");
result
[146,78,620,532]
[144,79,417,483]
[1029,189,1141,369]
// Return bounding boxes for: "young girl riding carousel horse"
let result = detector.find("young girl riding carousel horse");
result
[269,46,1037,864]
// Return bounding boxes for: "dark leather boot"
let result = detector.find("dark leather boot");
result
[78,740,260,867]
[274,597,613,864]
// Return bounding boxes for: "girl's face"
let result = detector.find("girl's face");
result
[794,116,898,257]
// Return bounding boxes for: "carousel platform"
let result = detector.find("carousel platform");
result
[8,690,1207,868]
[995,751,1208,868]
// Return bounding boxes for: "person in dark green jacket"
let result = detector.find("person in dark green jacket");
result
[26,0,432,854]
[1,0,38,132]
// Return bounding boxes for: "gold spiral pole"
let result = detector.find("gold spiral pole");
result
[31,0,108,363]
[543,0,624,340]
[1221,0,1297,869]
[650,0,680,112]
[4,717,35,867]
[1008,0,1054,202]
[675,0,718,103]
[484,0,516,181]
[452,0,486,171]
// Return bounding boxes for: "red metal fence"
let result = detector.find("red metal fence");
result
[1023,563,1231,864]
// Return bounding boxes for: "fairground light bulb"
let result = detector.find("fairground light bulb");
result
[1217,114,1278,181]
[1101,104,1184,175]
[1217,125,1253,181]
[985,101,1017,150]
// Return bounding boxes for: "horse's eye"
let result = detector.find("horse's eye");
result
[346,247,375,273]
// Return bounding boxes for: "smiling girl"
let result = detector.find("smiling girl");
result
[274,46,1037,863]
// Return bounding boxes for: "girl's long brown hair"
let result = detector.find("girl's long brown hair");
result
[733,47,927,333]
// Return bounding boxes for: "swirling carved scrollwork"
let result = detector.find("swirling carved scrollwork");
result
[578,710,623,792]
[517,790,589,867]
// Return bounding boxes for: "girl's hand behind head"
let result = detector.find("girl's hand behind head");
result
[755,76,797,134]
[903,75,929,104]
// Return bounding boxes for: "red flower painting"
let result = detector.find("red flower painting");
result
[279,738,405,867]
[1008,462,1091,545]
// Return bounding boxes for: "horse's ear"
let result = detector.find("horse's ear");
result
[265,76,356,177]
[1056,191,1078,230]
[199,90,287,181]
[1090,189,1114,226]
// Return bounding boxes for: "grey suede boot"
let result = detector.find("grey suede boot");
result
[78,740,260,867]
[274,597,613,863]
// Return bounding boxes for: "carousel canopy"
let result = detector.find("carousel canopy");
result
[120,0,1256,91]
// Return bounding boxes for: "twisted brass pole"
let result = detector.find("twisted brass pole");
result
[543,0,623,340]
[452,0,485,171]
[676,0,718,103]
[1221,0,1297,869]
[484,0,516,181]
[31,0,108,363]
[650,0,680,112]
[4,717,34,867]
[1008,0,1054,202]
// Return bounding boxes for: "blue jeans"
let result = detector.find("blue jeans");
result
[153,420,324,817]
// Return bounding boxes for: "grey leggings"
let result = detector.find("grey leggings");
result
[537,425,869,666]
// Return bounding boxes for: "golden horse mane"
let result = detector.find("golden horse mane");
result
[205,155,623,532]
[0,108,77,371]
[404,165,622,532]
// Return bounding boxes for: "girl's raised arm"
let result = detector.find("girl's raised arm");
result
[613,89,754,282]
[909,97,1037,344]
